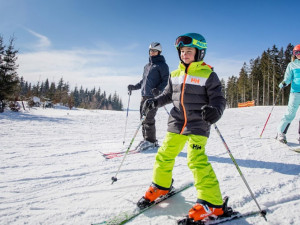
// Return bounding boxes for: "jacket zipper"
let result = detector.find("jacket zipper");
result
[179,65,190,134]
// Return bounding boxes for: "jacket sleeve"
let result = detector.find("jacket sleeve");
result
[282,63,293,86]
[133,79,143,90]
[157,63,170,92]
[205,72,226,115]
[156,76,173,107]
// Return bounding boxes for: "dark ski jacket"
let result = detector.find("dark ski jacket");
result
[155,61,226,137]
[132,55,169,97]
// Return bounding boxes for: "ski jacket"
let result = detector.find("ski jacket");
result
[282,59,300,93]
[155,61,226,137]
[132,55,169,97]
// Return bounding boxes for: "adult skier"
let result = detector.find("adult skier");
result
[127,42,169,150]
[276,44,300,143]
[137,33,227,222]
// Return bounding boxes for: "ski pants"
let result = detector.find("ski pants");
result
[277,92,300,134]
[152,132,223,206]
[140,97,158,143]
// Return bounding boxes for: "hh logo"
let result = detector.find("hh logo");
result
[191,78,200,84]
[192,144,202,150]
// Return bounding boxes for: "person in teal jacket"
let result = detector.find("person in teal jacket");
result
[136,33,226,222]
[277,44,300,143]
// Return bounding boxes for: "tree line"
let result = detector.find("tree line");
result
[225,43,294,108]
[0,35,123,112]
[19,77,123,110]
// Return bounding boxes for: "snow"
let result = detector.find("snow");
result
[1,105,300,225]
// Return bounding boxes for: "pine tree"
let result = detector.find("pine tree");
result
[0,36,19,112]
[249,57,262,105]
[237,63,249,103]
[226,76,238,108]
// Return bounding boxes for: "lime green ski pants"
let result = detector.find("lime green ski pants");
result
[152,132,223,206]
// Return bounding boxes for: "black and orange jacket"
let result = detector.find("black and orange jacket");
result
[156,61,226,137]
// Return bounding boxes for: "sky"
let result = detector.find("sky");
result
[1,0,299,109]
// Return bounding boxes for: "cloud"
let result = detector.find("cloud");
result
[25,28,51,49]
[18,48,140,78]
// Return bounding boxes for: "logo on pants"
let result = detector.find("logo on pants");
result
[192,144,202,150]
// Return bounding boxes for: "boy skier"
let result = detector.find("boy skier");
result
[137,33,226,222]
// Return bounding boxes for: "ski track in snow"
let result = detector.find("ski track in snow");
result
[0,105,300,225]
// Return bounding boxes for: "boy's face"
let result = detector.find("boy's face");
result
[180,47,196,64]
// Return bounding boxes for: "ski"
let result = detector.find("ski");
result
[101,142,158,159]
[177,210,265,225]
[274,138,300,153]
[91,182,194,225]
[101,149,139,159]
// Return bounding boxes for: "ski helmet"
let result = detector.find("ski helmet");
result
[149,42,162,53]
[175,33,207,62]
[293,44,300,56]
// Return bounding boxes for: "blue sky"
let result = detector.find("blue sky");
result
[1,0,299,109]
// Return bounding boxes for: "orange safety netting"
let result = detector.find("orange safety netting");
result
[238,100,255,108]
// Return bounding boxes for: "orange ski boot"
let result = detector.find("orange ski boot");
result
[188,203,224,221]
[137,182,172,209]
[144,184,170,202]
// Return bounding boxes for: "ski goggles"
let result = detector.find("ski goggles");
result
[175,36,207,49]
[293,50,300,56]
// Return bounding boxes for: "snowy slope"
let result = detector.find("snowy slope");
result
[1,105,300,225]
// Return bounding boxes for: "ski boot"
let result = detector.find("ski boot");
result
[276,133,287,144]
[177,196,235,225]
[137,181,173,209]
[136,140,158,152]
[188,203,224,222]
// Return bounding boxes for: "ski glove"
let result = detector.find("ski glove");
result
[128,84,136,95]
[128,84,136,91]
[201,105,221,124]
[142,98,158,116]
[151,88,161,97]
[279,82,286,89]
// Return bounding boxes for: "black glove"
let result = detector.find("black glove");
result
[201,105,221,124]
[128,84,135,95]
[128,84,135,91]
[151,88,161,97]
[142,98,158,116]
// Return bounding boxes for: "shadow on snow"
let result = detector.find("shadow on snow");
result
[177,152,300,176]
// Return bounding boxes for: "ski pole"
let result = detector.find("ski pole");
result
[163,106,170,115]
[122,91,131,145]
[214,124,267,221]
[112,114,146,185]
[260,89,281,138]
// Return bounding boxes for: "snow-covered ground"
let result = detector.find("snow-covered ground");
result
[1,105,300,225]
